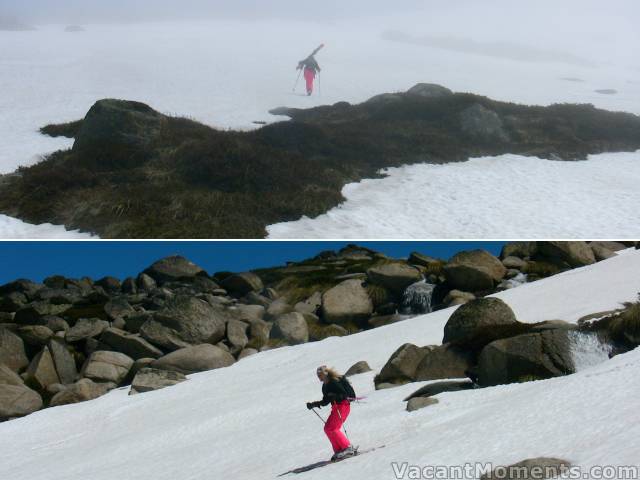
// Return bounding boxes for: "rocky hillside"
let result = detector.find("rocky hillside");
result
[0,241,634,421]
[1,84,639,238]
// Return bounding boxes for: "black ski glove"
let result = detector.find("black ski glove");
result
[306,401,321,410]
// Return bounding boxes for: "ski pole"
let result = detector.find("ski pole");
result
[317,71,321,97]
[293,69,302,92]
[311,408,326,424]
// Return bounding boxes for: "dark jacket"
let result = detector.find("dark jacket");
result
[297,56,320,72]
[319,377,349,406]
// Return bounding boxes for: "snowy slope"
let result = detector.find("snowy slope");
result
[267,151,640,239]
[1,2,639,237]
[1,250,639,479]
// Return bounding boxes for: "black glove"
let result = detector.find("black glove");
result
[306,401,321,410]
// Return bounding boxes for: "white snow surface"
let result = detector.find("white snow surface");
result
[267,151,640,239]
[0,5,639,238]
[1,249,640,480]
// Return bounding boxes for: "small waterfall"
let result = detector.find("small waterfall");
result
[498,272,528,290]
[400,280,435,315]
[569,331,612,371]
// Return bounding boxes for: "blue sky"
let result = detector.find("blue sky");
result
[0,241,504,284]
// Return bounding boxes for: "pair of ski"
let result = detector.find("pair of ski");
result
[277,445,385,476]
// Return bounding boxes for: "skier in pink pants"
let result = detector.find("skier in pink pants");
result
[297,55,321,96]
[307,365,356,461]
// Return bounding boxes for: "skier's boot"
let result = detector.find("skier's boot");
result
[333,445,356,461]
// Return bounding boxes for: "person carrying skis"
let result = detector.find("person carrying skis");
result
[297,46,322,96]
[306,365,356,461]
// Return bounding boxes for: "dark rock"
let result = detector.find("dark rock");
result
[366,263,422,294]
[265,299,294,321]
[25,347,60,390]
[406,83,453,98]
[404,380,475,401]
[151,344,234,375]
[0,384,43,420]
[294,292,322,315]
[65,318,110,342]
[460,103,509,141]
[408,252,441,267]
[537,241,595,267]
[414,344,474,381]
[129,367,187,395]
[49,378,114,407]
[143,255,205,284]
[444,250,506,292]
[500,242,538,259]
[271,312,309,345]
[14,302,71,325]
[0,364,24,386]
[103,297,134,321]
[17,325,53,347]
[136,273,157,291]
[0,279,44,300]
[100,328,164,359]
[139,296,229,351]
[321,279,373,325]
[81,350,134,384]
[0,327,29,372]
[48,338,78,384]
[221,272,264,297]
[95,276,121,293]
[238,348,259,360]
[480,457,571,480]
[0,291,27,312]
[477,330,575,386]
[226,319,249,352]
[378,343,431,384]
[345,361,372,377]
[121,277,137,294]
[406,397,439,412]
[443,298,518,348]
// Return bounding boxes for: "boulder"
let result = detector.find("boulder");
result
[588,241,627,253]
[14,301,71,325]
[95,276,121,293]
[248,319,272,344]
[0,364,24,386]
[121,277,137,294]
[443,290,476,307]
[414,344,474,381]
[406,83,453,98]
[226,319,249,351]
[49,378,114,407]
[25,347,60,390]
[271,313,309,345]
[65,318,110,342]
[480,457,571,480]
[221,272,264,297]
[537,241,595,267]
[408,252,441,267]
[143,255,205,284]
[139,296,229,351]
[103,297,134,321]
[17,325,53,347]
[321,279,373,325]
[294,292,322,315]
[0,279,44,300]
[48,338,78,384]
[37,288,82,305]
[151,344,235,375]
[345,361,372,377]
[366,263,423,294]
[378,343,430,384]
[589,244,616,261]
[0,291,27,312]
[136,273,157,291]
[238,348,259,360]
[0,327,29,373]
[502,256,527,269]
[73,99,163,158]
[265,299,294,321]
[129,367,187,395]
[231,304,264,322]
[404,380,475,401]
[81,351,134,384]
[100,328,164,359]
[460,103,509,142]
[443,298,518,347]
[477,330,575,386]
[406,397,439,412]
[0,384,43,420]
[443,250,506,292]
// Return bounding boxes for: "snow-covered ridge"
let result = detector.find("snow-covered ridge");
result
[1,249,639,480]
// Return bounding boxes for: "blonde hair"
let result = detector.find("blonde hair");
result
[317,365,342,380]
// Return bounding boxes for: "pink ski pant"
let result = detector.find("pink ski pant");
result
[304,67,316,94]
[324,401,350,452]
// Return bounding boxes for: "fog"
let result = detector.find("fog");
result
[1,0,637,29]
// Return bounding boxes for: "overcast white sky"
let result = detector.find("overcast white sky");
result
[2,0,637,26]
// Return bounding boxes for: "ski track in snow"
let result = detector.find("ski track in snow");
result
[267,151,640,239]
[1,251,640,479]
[1,13,639,238]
